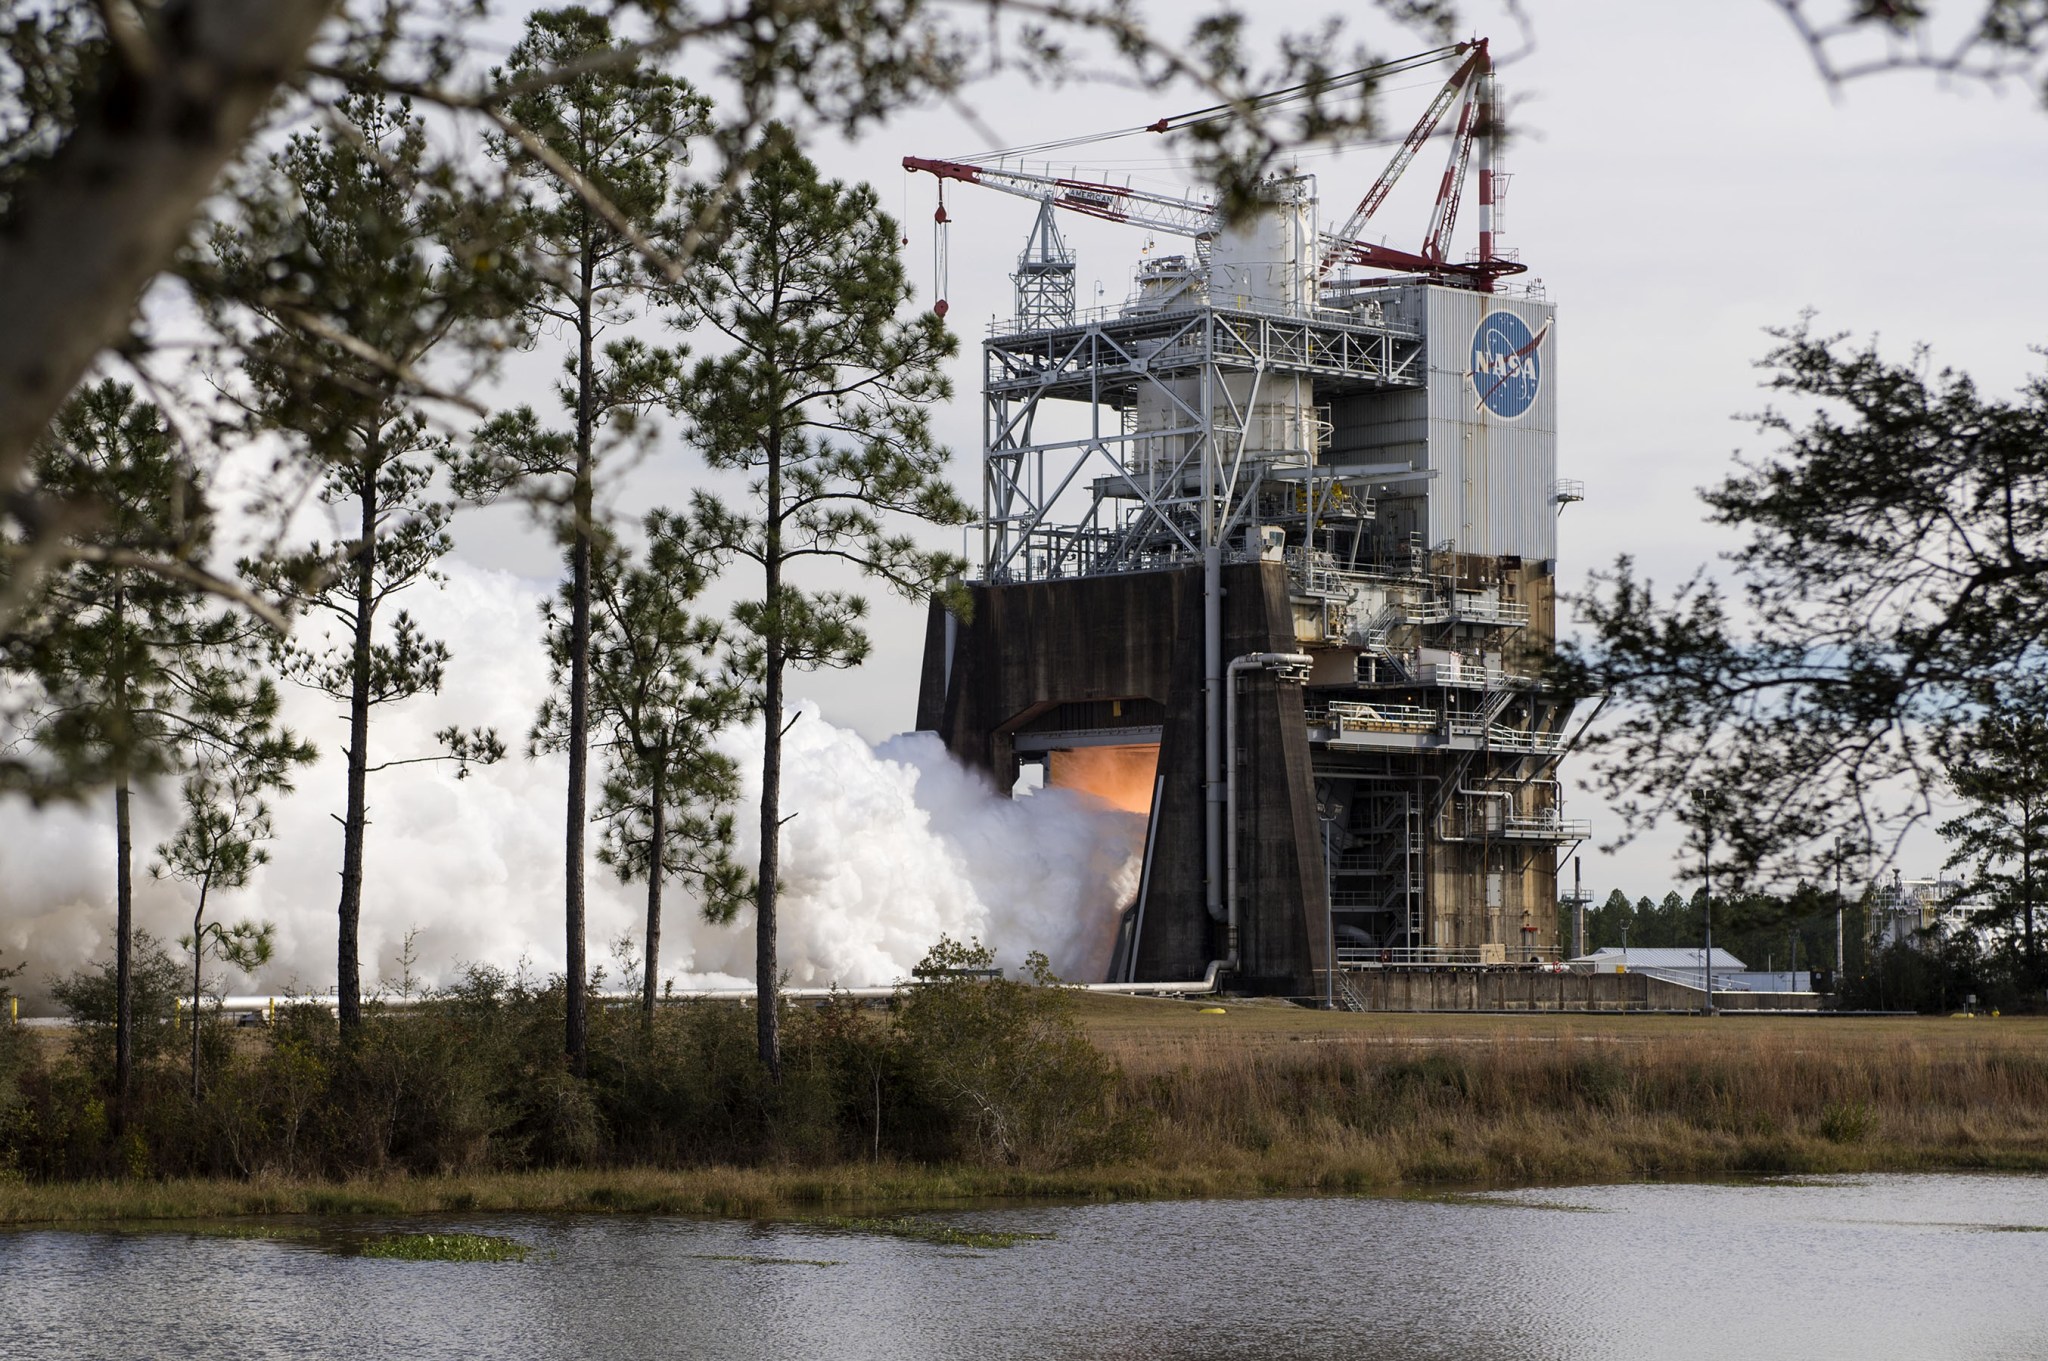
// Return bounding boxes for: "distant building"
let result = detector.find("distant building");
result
[1573,946,1746,975]
[1567,946,1811,994]
[1867,874,1984,949]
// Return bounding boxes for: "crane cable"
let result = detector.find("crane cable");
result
[933,181,950,319]
[950,44,1466,164]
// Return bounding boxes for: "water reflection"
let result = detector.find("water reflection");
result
[4,1174,2046,1360]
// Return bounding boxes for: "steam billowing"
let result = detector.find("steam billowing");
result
[0,563,1145,1007]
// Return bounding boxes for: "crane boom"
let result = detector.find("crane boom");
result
[1316,41,1485,278]
[903,157,1219,240]
[1421,84,1480,263]
[907,37,1527,295]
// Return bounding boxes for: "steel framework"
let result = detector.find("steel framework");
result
[978,301,1426,584]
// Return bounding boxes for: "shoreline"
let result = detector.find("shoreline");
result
[7,1138,2048,1229]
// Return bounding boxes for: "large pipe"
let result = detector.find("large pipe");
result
[1222,651,1313,978]
[202,973,1229,1018]
[1203,544,1225,924]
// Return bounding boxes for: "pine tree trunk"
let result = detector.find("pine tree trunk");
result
[643,763,665,1020]
[113,773,132,1131]
[337,456,378,1036]
[756,425,784,1079]
[190,881,208,1103]
[564,239,597,1077]
[2026,824,2039,985]
[758,654,783,1078]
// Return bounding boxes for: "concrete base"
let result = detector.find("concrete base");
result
[1347,969,1827,1013]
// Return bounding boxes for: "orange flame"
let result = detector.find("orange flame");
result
[1047,744,1160,816]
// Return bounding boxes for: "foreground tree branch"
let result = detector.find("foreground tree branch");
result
[0,0,335,488]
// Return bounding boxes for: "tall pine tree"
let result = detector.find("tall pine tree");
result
[534,510,748,1017]
[214,94,520,1034]
[458,7,709,1071]
[668,126,969,1076]
[6,382,310,1121]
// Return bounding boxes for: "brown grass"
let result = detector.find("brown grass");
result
[1085,996,2048,1190]
[4,1001,2044,1227]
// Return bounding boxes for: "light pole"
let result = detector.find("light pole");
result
[1697,802,1715,1017]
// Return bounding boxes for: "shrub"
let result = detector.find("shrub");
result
[50,930,187,1079]
[1818,1100,1875,1144]
[891,938,1136,1168]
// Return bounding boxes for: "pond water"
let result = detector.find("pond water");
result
[5,1173,2047,1360]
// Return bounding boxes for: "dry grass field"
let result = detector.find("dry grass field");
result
[1072,991,2048,1061]
[1071,994,2048,1192]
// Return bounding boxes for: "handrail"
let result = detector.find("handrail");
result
[1334,944,1564,969]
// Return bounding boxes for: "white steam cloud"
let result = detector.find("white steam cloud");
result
[0,563,1144,1008]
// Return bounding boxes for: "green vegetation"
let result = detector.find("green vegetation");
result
[0,937,1127,1184]
[358,1231,530,1262]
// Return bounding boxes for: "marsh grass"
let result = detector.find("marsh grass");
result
[1094,1018,2048,1191]
[804,1214,1053,1248]
[357,1231,528,1262]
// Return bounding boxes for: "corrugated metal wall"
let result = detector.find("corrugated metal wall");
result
[1327,283,1559,563]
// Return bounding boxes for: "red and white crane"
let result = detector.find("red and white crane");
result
[903,38,1525,301]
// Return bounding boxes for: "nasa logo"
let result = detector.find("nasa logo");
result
[1468,310,1544,420]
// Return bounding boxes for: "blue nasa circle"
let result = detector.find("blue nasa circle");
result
[1468,310,1542,420]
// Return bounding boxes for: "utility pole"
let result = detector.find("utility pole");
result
[1834,836,1848,986]
[1701,814,1716,1017]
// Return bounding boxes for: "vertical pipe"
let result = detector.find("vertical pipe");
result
[1321,812,1336,1009]
[1220,641,1243,969]
[1202,331,1225,927]
[1476,48,1496,284]
[1204,545,1225,924]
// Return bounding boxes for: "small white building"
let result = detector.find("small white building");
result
[1572,946,1746,976]
[1567,946,1811,994]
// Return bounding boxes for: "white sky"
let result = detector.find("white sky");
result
[448,0,2048,903]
